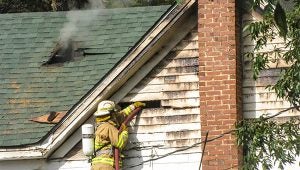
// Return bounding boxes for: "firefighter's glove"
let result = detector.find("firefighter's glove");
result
[133,101,146,108]
[120,123,128,132]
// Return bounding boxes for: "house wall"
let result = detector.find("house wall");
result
[0,159,90,170]
[242,12,300,119]
[120,27,201,170]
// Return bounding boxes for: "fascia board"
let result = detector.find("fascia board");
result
[0,148,44,161]
[0,0,196,160]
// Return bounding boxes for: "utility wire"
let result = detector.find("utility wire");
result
[199,131,209,170]
[123,106,298,169]
[123,130,235,169]
[263,106,299,120]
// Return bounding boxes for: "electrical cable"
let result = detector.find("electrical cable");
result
[122,106,299,169]
[199,131,209,170]
[123,130,235,169]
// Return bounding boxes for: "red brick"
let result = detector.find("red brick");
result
[199,0,243,169]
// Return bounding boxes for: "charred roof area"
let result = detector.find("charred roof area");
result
[42,40,84,66]
[42,40,115,66]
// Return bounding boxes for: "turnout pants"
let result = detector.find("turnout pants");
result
[91,163,114,170]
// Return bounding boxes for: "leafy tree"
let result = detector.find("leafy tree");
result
[0,0,175,13]
[236,0,300,169]
[243,0,300,106]
[0,0,51,13]
[236,108,300,170]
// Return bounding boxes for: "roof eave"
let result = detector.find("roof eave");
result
[0,148,44,160]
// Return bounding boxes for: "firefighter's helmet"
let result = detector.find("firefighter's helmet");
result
[94,100,116,117]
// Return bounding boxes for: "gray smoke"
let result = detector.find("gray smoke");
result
[59,0,105,47]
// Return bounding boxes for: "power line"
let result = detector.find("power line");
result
[123,106,299,169]
[199,131,209,170]
[123,129,234,169]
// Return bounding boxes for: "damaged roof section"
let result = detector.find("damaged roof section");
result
[0,5,170,147]
[30,111,66,124]
[42,40,84,66]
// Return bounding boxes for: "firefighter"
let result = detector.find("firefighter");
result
[91,100,145,170]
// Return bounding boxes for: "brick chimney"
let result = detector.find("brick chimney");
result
[198,0,243,169]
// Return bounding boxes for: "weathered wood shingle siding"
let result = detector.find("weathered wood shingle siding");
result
[242,12,300,118]
[121,27,201,169]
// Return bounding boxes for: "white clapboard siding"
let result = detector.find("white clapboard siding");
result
[244,101,294,111]
[243,37,286,46]
[242,11,291,71]
[168,50,199,59]
[162,98,200,108]
[123,152,201,170]
[129,117,199,129]
[142,74,200,85]
[243,77,278,87]
[243,61,290,71]
[172,40,198,51]
[56,160,90,170]
[244,109,300,119]
[124,144,201,158]
[243,92,284,103]
[123,90,199,101]
[130,113,199,125]
[135,108,200,117]
[126,140,201,150]
[163,58,199,68]
[150,66,198,76]
[130,82,199,93]
[243,68,282,78]
[129,122,200,133]
[0,159,90,170]
[120,28,200,170]
[243,87,278,95]
[125,150,201,162]
[127,130,201,142]
[242,11,300,119]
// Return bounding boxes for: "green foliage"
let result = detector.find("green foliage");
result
[243,0,300,107]
[241,0,300,169]
[0,0,175,13]
[0,0,52,13]
[236,116,300,170]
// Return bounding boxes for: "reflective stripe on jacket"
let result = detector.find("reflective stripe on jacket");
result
[92,121,128,166]
[92,156,122,167]
[121,104,135,116]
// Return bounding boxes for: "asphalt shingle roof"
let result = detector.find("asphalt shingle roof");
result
[0,6,170,146]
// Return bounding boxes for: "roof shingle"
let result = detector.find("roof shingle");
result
[0,5,170,146]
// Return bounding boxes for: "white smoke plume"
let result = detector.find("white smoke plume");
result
[59,0,105,47]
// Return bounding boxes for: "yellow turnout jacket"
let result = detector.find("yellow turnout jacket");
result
[92,105,135,167]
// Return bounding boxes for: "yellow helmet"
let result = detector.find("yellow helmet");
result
[94,100,116,117]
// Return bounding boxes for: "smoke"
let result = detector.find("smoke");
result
[59,0,105,47]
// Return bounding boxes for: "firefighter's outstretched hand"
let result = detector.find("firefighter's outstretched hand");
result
[120,123,128,132]
[133,101,146,108]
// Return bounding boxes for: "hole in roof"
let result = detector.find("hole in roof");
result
[42,39,84,66]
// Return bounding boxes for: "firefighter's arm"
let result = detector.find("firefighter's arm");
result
[108,124,128,150]
[120,101,146,116]
[116,130,128,150]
